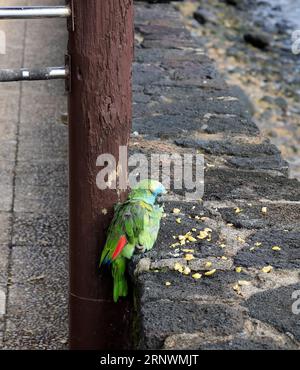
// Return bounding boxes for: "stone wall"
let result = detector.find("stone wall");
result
[130,1,300,350]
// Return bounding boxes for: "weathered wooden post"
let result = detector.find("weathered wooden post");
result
[68,0,134,349]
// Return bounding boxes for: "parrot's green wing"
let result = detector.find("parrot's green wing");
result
[100,200,161,265]
[137,204,163,252]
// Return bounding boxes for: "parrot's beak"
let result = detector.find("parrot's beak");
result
[156,193,167,205]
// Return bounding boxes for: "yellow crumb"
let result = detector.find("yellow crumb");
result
[184,254,195,261]
[182,249,195,253]
[204,269,217,277]
[261,207,267,214]
[174,262,184,273]
[262,266,273,273]
[238,280,251,286]
[183,266,191,275]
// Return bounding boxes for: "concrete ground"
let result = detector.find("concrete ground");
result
[0,0,299,350]
[0,0,68,349]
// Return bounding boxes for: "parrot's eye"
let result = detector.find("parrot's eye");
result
[156,194,164,205]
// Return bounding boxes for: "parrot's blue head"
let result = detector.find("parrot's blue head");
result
[129,179,167,205]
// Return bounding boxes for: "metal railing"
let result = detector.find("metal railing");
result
[0,6,71,19]
[0,5,72,82]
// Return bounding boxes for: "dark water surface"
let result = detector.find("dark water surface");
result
[264,0,300,28]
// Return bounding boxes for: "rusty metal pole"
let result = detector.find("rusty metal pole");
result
[68,0,133,349]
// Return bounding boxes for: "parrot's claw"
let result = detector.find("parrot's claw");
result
[136,244,146,253]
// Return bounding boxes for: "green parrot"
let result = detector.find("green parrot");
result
[99,179,166,302]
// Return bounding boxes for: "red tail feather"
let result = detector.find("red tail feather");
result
[112,235,127,260]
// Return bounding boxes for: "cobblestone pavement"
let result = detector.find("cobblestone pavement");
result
[0,0,299,349]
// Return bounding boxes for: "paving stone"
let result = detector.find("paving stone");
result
[20,95,67,127]
[14,185,67,214]
[136,301,246,349]
[0,96,20,132]
[133,59,224,89]
[0,141,17,162]
[135,48,209,66]
[203,168,300,201]
[0,184,13,212]
[4,282,68,350]
[0,212,12,245]
[135,270,250,303]
[12,212,68,248]
[226,155,289,175]
[0,286,6,317]
[18,123,68,163]
[181,337,290,350]
[24,11,67,68]
[219,204,300,229]
[176,138,280,157]
[235,228,300,270]
[15,162,67,188]
[0,282,7,347]
[134,95,249,120]
[135,3,181,24]
[10,245,68,286]
[244,283,300,342]
[0,245,9,285]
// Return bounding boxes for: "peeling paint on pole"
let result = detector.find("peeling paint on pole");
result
[68,0,133,349]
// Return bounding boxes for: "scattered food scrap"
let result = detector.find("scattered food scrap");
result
[204,269,217,277]
[262,266,273,273]
[261,207,268,214]
[184,253,195,261]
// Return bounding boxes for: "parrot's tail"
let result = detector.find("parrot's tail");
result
[112,258,128,303]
